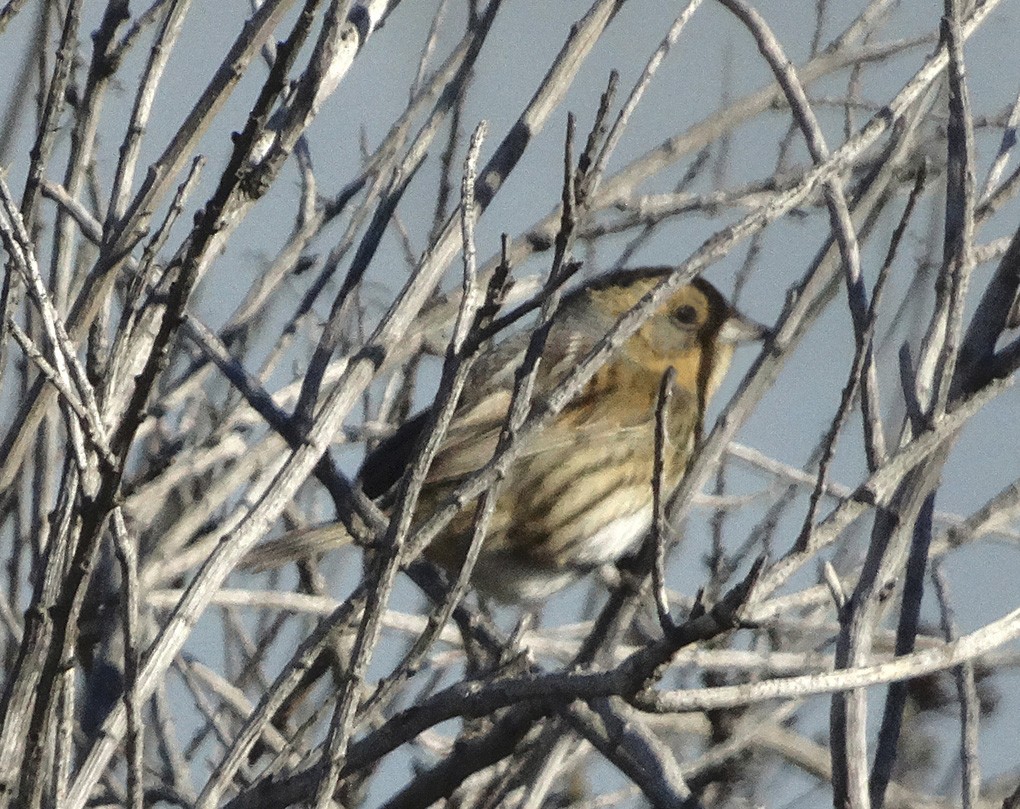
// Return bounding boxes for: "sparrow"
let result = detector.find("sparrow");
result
[244,268,764,601]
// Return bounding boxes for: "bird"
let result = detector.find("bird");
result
[243,268,764,602]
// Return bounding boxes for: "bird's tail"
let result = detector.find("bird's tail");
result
[241,522,353,572]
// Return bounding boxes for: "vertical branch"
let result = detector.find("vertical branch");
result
[106,0,192,226]
[932,563,981,809]
[48,0,129,318]
[110,513,143,809]
[915,0,976,419]
[19,0,81,230]
[587,0,703,198]
[651,367,677,631]
[931,0,976,415]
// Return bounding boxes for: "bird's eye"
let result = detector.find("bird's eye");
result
[673,304,698,325]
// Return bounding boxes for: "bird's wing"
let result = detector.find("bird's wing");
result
[359,411,430,498]
[359,323,597,492]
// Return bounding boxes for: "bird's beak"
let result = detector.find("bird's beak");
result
[703,307,767,400]
[718,309,770,345]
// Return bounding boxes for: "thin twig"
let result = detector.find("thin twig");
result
[651,367,677,631]
[932,562,981,809]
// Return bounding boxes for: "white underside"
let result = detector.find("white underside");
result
[572,506,653,565]
[474,506,654,602]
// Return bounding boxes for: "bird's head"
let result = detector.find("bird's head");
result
[574,269,766,403]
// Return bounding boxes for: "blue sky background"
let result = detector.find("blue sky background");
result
[3,0,1020,804]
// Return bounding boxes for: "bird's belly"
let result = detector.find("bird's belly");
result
[469,561,577,603]
[570,505,652,565]
[469,505,653,602]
